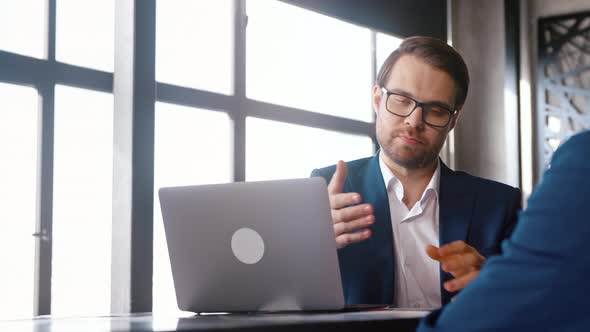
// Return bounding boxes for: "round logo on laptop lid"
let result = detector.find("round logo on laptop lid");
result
[231,227,265,264]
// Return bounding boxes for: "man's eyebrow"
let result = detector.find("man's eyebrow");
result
[389,88,453,110]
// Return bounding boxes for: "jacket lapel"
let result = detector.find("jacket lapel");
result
[352,154,395,303]
[438,161,476,304]
[357,155,393,252]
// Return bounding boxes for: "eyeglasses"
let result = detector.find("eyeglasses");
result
[381,87,456,128]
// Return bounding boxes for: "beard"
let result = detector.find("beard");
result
[377,128,446,169]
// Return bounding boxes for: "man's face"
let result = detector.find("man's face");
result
[373,55,460,170]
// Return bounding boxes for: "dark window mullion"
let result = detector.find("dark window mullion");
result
[33,82,55,317]
[111,0,156,313]
[370,30,378,151]
[46,0,56,62]
[233,0,247,182]
[33,0,56,317]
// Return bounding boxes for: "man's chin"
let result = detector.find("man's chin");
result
[393,158,426,169]
[388,152,437,170]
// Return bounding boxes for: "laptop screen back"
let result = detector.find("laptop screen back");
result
[158,177,344,312]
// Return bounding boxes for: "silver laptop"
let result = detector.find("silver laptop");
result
[158,177,347,312]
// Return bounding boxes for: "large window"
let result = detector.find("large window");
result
[0,0,115,319]
[246,118,373,181]
[153,103,232,315]
[156,0,233,94]
[0,1,46,58]
[376,32,403,73]
[246,0,373,122]
[0,0,405,319]
[56,0,115,71]
[152,0,382,314]
[51,86,113,316]
[0,83,39,320]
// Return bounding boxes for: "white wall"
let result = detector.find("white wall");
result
[449,0,513,185]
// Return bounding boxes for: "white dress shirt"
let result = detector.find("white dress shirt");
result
[379,152,441,309]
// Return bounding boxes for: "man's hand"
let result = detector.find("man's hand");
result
[426,241,486,293]
[328,160,375,249]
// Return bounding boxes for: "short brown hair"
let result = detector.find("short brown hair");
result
[376,36,470,109]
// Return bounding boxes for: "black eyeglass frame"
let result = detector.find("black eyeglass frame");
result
[380,87,457,128]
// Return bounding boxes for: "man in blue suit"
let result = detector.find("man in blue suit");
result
[417,130,590,331]
[312,37,521,308]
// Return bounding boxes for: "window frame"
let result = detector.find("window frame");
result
[0,0,383,316]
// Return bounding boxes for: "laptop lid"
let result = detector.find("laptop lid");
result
[158,177,345,312]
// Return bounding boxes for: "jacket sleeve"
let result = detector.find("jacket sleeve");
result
[417,131,590,332]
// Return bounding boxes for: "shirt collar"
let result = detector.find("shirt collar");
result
[378,151,441,204]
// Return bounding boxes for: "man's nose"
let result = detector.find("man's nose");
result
[404,106,425,128]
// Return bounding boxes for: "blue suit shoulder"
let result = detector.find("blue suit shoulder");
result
[310,156,374,182]
[416,130,590,332]
[312,156,521,199]
[450,168,520,197]
[549,129,590,166]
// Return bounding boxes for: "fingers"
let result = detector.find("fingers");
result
[336,229,372,249]
[434,242,483,293]
[444,270,480,292]
[332,203,373,224]
[332,204,374,248]
[330,192,361,210]
[328,160,348,194]
[327,161,373,249]
[445,267,471,278]
[438,240,469,256]
[333,215,374,236]
[426,241,486,281]
[440,252,485,273]
[425,245,442,261]
[433,241,485,273]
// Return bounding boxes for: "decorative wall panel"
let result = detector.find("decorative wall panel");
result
[537,11,590,170]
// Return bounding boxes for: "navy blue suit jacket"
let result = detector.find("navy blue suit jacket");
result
[311,156,521,305]
[418,130,590,331]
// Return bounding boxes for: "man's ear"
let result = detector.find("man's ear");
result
[372,85,382,115]
[448,108,462,131]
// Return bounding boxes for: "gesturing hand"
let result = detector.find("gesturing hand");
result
[328,160,375,249]
[426,241,486,293]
